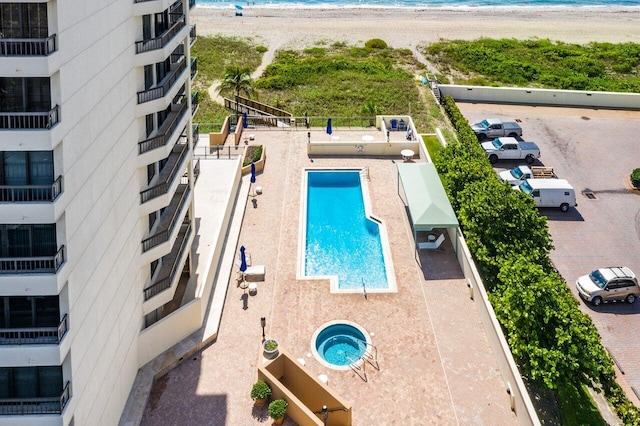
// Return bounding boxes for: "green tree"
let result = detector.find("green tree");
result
[490,258,613,390]
[218,66,254,109]
[457,179,554,287]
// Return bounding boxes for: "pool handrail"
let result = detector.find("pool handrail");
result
[354,338,380,370]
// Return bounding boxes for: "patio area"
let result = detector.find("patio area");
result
[140,126,518,425]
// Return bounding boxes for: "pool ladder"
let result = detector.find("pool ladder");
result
[345,339,379,382]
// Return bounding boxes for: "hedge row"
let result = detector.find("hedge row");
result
[435,95,640,424]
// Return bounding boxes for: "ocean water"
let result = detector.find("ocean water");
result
[197,0,640,9]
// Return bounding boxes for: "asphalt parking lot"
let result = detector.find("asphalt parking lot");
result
[457,103,640,403]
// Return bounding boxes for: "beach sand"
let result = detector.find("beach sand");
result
[192,7,640,54]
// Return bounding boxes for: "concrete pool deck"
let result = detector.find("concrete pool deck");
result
[140,127,518,425]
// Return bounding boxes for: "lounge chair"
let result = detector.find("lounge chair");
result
[418,234,445,250]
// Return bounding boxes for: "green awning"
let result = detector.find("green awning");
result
[397,162,459,230]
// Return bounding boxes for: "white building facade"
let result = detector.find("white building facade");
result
[0,0,198,424]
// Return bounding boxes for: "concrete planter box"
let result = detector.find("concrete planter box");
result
[241,145,266,174]
[258,349,352,426]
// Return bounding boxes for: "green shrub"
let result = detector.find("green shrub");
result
[631,168,640,188]
[256,45,268,53]
[268,399,287,419]
[250,381,271,400]
[365,38,388,49]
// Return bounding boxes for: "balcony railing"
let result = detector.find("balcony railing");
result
[137,58,187,104]
[0,176,63,202]
[140,142,188,203]
[0,34,57,56]
[142,185,190,252]
[192,124,199,146]
[0,105,60,130]
[193,158,201,182]
[189,24,196,44]
[143,223,192,300]
[135,15,185,54]
[138,102,188,154]
[0,314,68,345]
[0,245,65,274]
[191,91,199,115]
[0,381,71,415]
[190,57,197,79]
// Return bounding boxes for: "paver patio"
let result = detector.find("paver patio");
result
[140,127,517,425]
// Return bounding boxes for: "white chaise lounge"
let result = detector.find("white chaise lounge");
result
[418,234,445,250]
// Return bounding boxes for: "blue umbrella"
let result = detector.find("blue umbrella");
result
[235,4,243,10]
[239,245,247,273]
[250,162,256,184]
[243,112,248,129]
[326,118,332,135]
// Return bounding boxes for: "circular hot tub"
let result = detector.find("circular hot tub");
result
[311,320,371,370]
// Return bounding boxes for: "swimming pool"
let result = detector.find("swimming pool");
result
[299,169,396,293]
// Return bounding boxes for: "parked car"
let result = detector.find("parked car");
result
[481,137,540,164]
[576,267,639,306]
[514,178,576,212]
[471,118,523,140]
[498,165,557,186]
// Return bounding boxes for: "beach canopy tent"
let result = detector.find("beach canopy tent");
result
[396,162,459,250]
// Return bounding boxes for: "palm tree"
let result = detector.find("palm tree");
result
[218,66,254,111]
[361,101,380,127]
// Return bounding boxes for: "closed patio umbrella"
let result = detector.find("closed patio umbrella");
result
[326,118,332,135]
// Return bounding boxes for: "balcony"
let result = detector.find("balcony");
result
[139,102,188,155]
[0,35,57,56]
[137,58,187,104]
[142,184,190,253]
[0,176,63,202]
[140,141,188,204]
[0,381,71,415]
[0,314,68,345]
[135,15,185,54]
[144,223,192,300]
[189,0,196,9]
[0,105,60,130]
[0,246,65,274]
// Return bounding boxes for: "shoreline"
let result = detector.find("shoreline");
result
[192,7,640,48]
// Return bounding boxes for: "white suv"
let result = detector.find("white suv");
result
[576,267,639,306]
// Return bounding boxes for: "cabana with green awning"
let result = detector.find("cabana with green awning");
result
[396,162,459,251]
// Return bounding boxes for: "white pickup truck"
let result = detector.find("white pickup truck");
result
[481,137,541,164]
[471,118,523,141]
[499,166,557,186]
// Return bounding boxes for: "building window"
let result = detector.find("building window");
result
[0,77,51,112]
[0,3,48,39]
[0,224,56,258]
[0,296,59,328]
[0,366,63,400]
[0,151,53,186]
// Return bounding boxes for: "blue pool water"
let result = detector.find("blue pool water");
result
[304,170,388,290]
[315,324,366,366]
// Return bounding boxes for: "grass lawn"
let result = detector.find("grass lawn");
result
[556,381,606,426]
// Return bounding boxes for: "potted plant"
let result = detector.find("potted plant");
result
[250,380,271,406]
[263,339,279,355]
[268,399,288,425]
